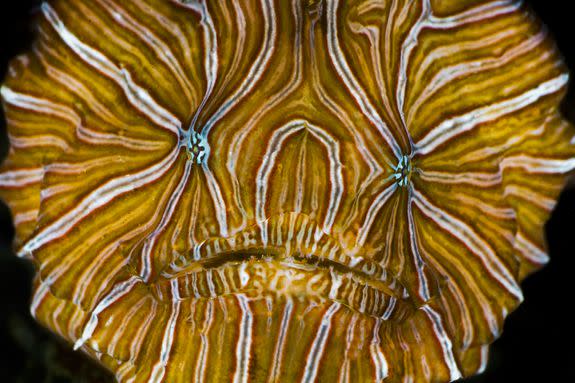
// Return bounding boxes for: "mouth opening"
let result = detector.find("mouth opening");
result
[153,248,415,322]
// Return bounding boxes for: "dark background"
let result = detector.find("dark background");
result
[0,1,573,382]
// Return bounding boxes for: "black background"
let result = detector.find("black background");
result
[0,1,573,382]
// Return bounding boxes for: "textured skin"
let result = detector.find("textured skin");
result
[1,0,575,382]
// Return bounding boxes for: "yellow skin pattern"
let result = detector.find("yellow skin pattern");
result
[1,0,575,382]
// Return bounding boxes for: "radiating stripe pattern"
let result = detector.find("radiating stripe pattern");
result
[1,0,574,382]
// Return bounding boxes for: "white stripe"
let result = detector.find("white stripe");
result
[9,134,71,151]
[21,146,179,254]
[108,297,147,356]
[504,184,556,211]
[415,74,575,155]
[409,26,519,120]
[370,320,388,381]
[416,74,568,155]
[412,188,522,300]
[301,302,341,383]
[0,167,43,188]
[256,120,344,234]
[1,86,79,126]
[5,84,161,154]
[419,170,502,187]
[408,30,547,124]
[233,295,253,383]
[453,194,516,221]
[396,0,432,120]
[149,291,181,382]
[140,161,193,281]
[194,300,214,383]
[501,154,575,174]
[41,3,181,135]
[202,163,229,236]
[69,167,186,305]
[74,276,139,349]
[30,279,51,318]
[338,314,358,383]
[407,187,432,301]
[478,345,490,374]
[427,1,522,29]
[76,124,161,151]
[356,182,397,247]
[227,0,301,173]
[515,232,549,264]
[99,0,194,101]
[200,0,276,139]
[421,305,462,381]
[268,297,294,382]
[382,297,396,321]
[14,210,38,226]
[129,299,158,361]
[326,0,401,161]
[51,301,67,338]
[181,0,219,133]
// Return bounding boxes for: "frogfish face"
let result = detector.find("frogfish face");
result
[1,0,574,382]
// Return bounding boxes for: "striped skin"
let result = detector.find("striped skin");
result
[1,0,574,382]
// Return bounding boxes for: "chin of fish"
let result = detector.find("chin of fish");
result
[1,1,574,382]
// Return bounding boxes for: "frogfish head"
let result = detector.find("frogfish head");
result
[1,0,574,382]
